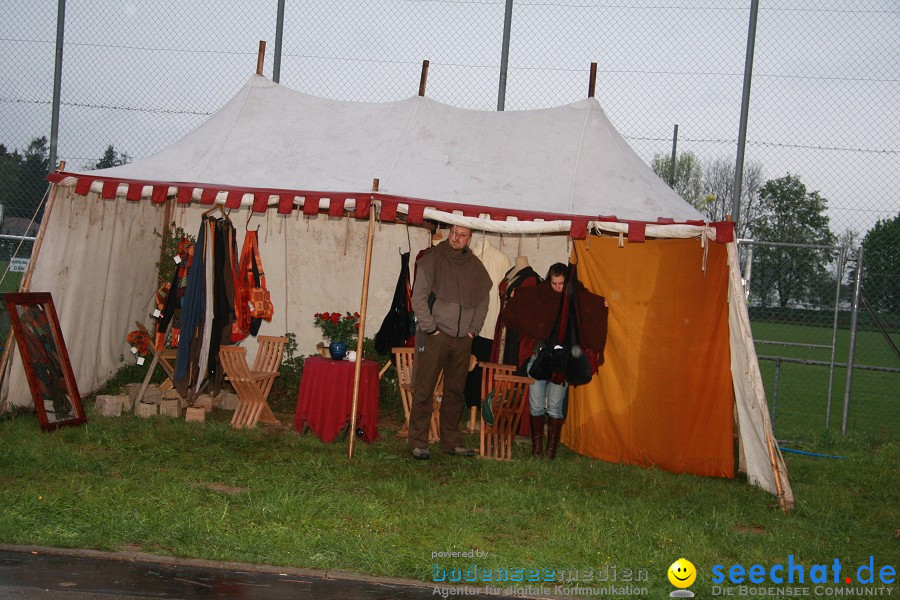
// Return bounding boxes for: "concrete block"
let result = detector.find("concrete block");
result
[163,388,181,400]
[124,382,142,404]
[94,395,122,417]
[118,393,133,413]
[142,384,162,405]
[213,391,239,411]
[185,407,206,423]
[159,399,182,418]
[194,394,214,413]
[162,388,187,409]
[135,402,158,418]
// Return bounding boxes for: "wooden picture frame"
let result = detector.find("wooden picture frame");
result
[4,292,85,431]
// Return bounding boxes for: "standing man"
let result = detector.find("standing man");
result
[409,224,492,460]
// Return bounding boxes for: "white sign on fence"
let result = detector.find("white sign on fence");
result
[9,257,29,273]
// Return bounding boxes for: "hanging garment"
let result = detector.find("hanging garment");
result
[374,252,415,356]
[469,238,511,339]
[205,219,239,394]
[490,265,541,366]
[237,229,274,337]
[156,237,195,350]
[504,263,609,384]
[464,238,510,408]
[195,218,216,393]
[174,220,208,397]
[230,227,249,343]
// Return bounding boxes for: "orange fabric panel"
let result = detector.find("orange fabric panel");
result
[564,237,734,478]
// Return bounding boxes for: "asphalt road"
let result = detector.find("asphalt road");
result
[0,546,508,600]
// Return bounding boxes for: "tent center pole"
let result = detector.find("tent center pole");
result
[349,180,379,459]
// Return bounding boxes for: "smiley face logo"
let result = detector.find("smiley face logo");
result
[668,558,697,588]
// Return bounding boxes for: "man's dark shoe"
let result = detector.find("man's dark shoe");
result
[444,446,475,457]
[411,447,431,460]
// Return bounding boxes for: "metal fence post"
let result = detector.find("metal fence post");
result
[731,0,759,230]
[273,0,286,83]
[48,0,67,174]
[668,124,678,186]
[825,244,845,428]
[772,357,782,433]
[497,0,514,111]
[841,245,864,435]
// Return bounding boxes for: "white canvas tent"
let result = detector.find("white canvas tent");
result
[3,74,792,508]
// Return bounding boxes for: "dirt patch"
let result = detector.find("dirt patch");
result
[193,481,248,495]
[733,524,767,535]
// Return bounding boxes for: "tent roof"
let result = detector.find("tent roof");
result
[52,75,714,235]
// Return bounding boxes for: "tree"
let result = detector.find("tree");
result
[860,213,900,314]
[0,136,50,220]
[651,151,705,210]
[749,174,837,309]
[703,157,763,239]
[0,145,23,215]
[92,145,130,169]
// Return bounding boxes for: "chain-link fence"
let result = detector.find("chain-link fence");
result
[0,0,896,435]
[740,240,899,440]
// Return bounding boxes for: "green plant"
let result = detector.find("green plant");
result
[96,358,164,396]
[313,311,360,346]
[269,332,305,413]
[153,226,195,287]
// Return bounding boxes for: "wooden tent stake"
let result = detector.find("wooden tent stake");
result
[348,179,378,459]
[256,41,266,76]
[418,60,429,97]
[588,62,597,98]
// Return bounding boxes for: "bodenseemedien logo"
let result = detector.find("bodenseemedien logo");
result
[668,558,697,597]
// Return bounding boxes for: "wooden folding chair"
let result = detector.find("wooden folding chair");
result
[220,346,280,428]
[391,347,440,443]
[477,362,515,457]
[480,374,532,461]
[250,335,288,404]
[135,321,181,402]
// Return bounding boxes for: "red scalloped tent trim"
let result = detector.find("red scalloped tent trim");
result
[47,172,734,242]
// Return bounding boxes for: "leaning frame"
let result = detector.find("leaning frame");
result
[4,292,86,431]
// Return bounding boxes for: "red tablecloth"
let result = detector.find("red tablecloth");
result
[293,356,379,443]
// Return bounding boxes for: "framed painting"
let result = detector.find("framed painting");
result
[3,292,86,431]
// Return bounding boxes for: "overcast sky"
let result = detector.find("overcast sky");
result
[0,0,896,235]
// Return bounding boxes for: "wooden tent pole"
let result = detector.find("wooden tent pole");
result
[256,41,266,76]
[348,179,379,460]
[0,162,65,411]
[588,62,597,98]
[418,60,429,97]
[765,425,789,512]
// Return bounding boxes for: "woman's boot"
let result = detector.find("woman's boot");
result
[530,415,544,457]
[545,417,565,459]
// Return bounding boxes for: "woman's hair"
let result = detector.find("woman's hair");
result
[545,262,568,281]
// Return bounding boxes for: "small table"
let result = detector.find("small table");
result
[293,356,380,443]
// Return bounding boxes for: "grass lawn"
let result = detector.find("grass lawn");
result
[0,400,896,598]
[0,258,24,287]
[0,261,24,342]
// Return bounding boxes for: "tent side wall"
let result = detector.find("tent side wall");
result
[167,207,570,361]
[3,188,165,406]
[726,242,794,508]
[564,237,735,478]
[3,193,574,404]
